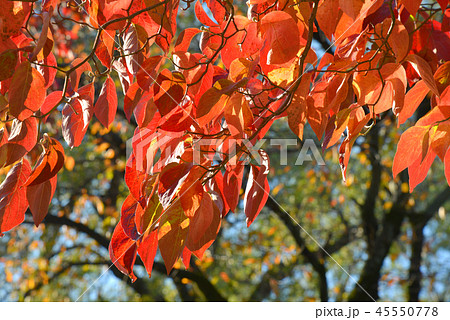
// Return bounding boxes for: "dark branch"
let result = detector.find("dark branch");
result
[266,196,328,302]
[39,214,227,301]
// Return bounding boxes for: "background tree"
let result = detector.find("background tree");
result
[0,0,449,301]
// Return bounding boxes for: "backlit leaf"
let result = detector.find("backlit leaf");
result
[0,159,31,235]
[26,175,57,227]
[9,61,46,121]
[158,200,190,274]
[94,76,118,128]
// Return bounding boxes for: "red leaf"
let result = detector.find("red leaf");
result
[123,24,140,76]
[137,228,158,277]
[174,28,201,52]
[186,198,221,259]
[67,58,92,93]
[416,105,450,127]
[158,162,192,209]
[95,31,114,68]
[223,162,244,212]
[38,91,63,120]
[220,16,257,69]
[134,93,157,128]
[244,150,270,227]
[445,148,450,187]
[0,118,37,168]
[112,58,132,94]
[121,194,142,240]
[0,2,31,38]
[411,20,450,62]
[29,10,51,61]
[158,98,195,133]
[195,0,218,27]
[8,61,46,121]
[26,174,57,227]
[392,126,429,178]
[339,0,364,20]
[61,85,94,148]
[181,246,192,269]
[399,0,421,16]
[316,0,340,41]
[109,221,138,282]
[430,122,450,161]
[158,200,190,274]
[125,153,148,202]
[437,0,449,12]
[137,186,162,235]
[153,70,187,116]
[287,73,311,139]
[405,54,439,96]
[95,40,111,69]
[0,159,31,235]
[0,128,7,148]
[94,76,117,128]
[208,171,229,217]
[123,82,143,121]
[136,55,163,91]
[26,135,65,186]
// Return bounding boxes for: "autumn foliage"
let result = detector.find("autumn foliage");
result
[0,0,449,281]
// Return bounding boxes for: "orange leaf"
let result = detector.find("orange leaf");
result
[260,11,300,65]
[398,80,429,125]
[9,61,46,121]
[26,135,65,187]
[186,197,221,259]
[405,54,439,96]
[408,149,436,192]
[196,79,235,126]
[392,126,429,178]
[179,167,205,218]
[187,192,214,244]
[158,200,190,274]
[224,93,254,138]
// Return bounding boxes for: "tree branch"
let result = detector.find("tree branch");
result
[39,214,226,301]
[361,125,381,256]
[407,187,450,301]
[349,171,410,301]
[266,196,328,301]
